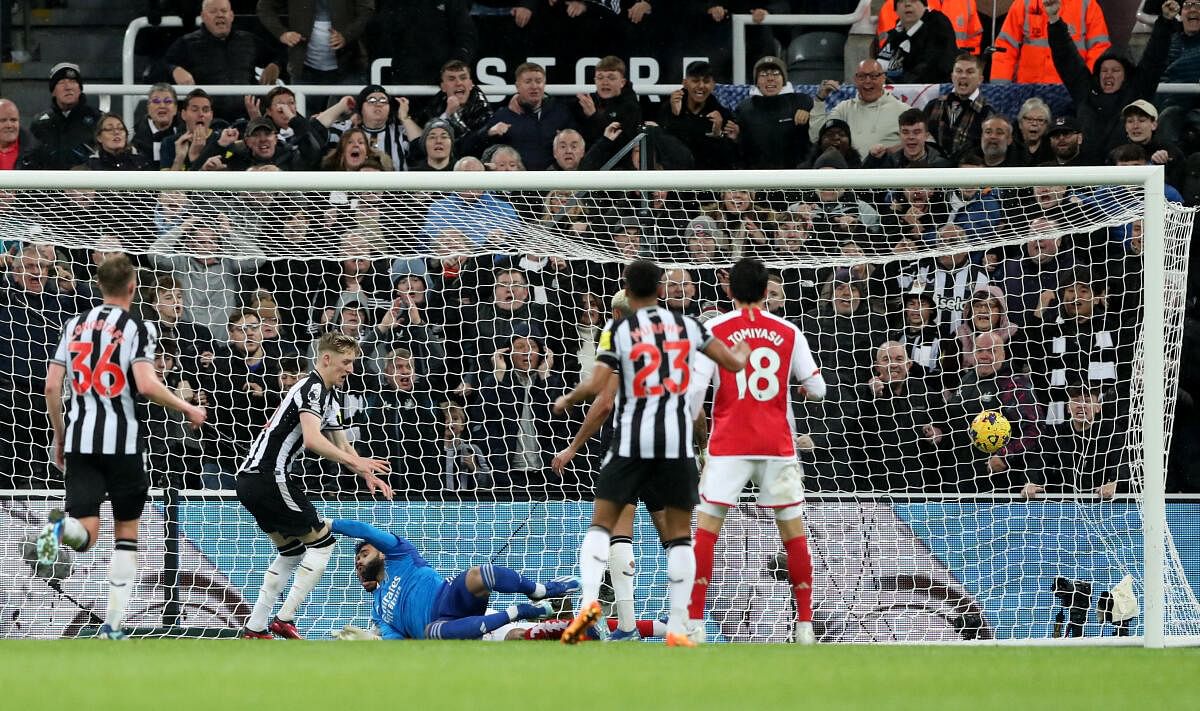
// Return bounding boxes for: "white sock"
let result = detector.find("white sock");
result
[62,516,89,550]
[666,542,696,636]
[105,541,137,630]
[247,554,303,631]
[276,545,333,622]
[579,527,610,606]
[609,539,636,632]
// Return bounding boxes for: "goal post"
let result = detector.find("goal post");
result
[0,166,1194,645]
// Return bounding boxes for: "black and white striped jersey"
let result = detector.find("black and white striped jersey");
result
[51,304,157,455]
[239,371,345,477]
[596,307,713,460]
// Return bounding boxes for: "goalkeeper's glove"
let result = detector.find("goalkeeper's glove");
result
[332,624,382,641]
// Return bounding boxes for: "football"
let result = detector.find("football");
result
[971,410,1011,454]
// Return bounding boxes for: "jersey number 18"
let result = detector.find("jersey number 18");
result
[734,346,781,402]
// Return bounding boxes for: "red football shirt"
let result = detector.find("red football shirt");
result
[690,308,821,458]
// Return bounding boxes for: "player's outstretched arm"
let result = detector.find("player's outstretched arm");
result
[553,362,614,414]
[132,360,206,428]
[44,362,68,471]
[331,519,412,556]
[703,338,751,372]
[552,370,617,473]
[300,413,394,499]
[328,427,394,499]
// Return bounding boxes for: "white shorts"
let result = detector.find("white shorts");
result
[700,457,806,508]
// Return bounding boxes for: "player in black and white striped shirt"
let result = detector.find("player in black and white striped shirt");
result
[36,254,207,640]
[236,331,392,640]
[552,259,749,647]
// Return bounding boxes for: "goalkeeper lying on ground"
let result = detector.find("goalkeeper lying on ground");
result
[331,519,578,639]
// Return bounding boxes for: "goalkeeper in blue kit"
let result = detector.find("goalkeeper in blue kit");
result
[331,519,579,639]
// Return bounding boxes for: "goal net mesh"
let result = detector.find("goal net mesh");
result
[0,173,1196,643]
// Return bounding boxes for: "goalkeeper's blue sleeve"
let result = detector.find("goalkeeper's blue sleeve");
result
[379,619,405,640]
[332,519,419,560]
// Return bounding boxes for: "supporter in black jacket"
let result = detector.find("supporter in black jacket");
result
[86,113,154,171]
[730,56,813,169]
[1048,4,1171,163]
[660,60,738,170]
[875,1,957,84]
[574,56,642,147]
[416,60,494,141]
[164,0,280,121]
[23,63,101,170]
[357,350,442,494]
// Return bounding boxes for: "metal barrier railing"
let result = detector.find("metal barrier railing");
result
[731,4,874,84]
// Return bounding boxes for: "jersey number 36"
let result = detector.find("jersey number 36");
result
[68,341,127,397]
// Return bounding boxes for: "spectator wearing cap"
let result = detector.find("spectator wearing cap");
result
[256,0,373,95]
[132,83,185,166]
[194,116,312,170]
[574,56,642,147]
[1045,116,1088,167]
[250,86,328,166]
[924,53,994,164]
[417,60,493,141]
[164,0,281,122]
[23,63,101,170]
[809,59,908,154]
[464,63,576,171]
[802,119,861,169]
[726,56,813,169]
[1045,0,1171,161]
[0,98,36,171]
[409,119,456,171]
[86,113,154,171]
[1120,99,1185,188]
[661,61,738,170]
[874,0,958,84]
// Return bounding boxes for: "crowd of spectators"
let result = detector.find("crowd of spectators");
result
[0,0,1198,498]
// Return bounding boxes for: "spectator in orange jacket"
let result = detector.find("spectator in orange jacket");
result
[876,0,982,55]
[991,0,1111,84]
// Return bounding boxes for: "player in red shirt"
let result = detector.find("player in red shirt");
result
[687,257,827,644]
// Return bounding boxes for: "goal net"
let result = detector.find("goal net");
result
[0,168,1196,645]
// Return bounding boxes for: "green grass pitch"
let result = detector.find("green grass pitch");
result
[2,641,1198,710]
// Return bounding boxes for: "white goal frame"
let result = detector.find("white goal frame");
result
[0,165,1183,647]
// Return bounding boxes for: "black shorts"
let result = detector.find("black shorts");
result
[64,453,149,521]
[595,456,699,511]
[236,471,323,538]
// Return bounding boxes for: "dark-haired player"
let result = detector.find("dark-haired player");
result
[37,254,207,639]
[336,518,578,639]
[553,259,749,647]
[686,257,827,644]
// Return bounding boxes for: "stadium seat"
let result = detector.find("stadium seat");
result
[787,32,845,85]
